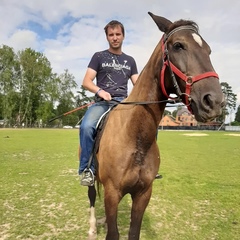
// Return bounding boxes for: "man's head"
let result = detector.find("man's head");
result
[104,20,125,52]
[104,20,125,37]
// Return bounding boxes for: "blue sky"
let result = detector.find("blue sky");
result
[1,0,240,121]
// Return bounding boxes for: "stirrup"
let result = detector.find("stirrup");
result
[83,168,95,183]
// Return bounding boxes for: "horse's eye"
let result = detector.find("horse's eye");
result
[173,42,184,50]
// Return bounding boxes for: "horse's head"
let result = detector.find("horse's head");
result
[149,12,225,122]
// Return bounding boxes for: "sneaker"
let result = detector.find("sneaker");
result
[155,173,163,179]
[80,171,94,186]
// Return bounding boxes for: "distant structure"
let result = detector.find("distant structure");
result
[160,107,197,127]
[159,107,221,129]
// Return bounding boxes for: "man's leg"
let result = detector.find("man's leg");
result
[79,102,109,186]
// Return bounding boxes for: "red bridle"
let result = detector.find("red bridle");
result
[159,26,219,112]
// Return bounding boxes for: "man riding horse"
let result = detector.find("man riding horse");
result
[78,20,138,186]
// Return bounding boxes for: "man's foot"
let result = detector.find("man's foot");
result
[80,170,94,186]
[155,173,163,179]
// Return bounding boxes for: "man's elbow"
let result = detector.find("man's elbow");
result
[82,83,87,90]
[82,80,89,90]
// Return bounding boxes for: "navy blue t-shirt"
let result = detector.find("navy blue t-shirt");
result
[88,50,138,98]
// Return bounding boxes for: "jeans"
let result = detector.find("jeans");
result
[79,97,124,174]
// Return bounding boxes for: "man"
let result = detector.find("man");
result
[79,20,138,186]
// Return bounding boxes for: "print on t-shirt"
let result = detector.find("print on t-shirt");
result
[89,50,137,97]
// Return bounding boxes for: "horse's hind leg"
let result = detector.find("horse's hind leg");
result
[88,186,97,239]
[128,187,152,240]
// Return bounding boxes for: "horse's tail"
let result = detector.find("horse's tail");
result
[94,154,103,198]
[96,178,102,198]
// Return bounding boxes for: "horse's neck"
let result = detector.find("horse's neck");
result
[127,46,166,122]
[129,67,160,101]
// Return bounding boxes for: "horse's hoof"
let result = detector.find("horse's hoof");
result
[88,230,97,240]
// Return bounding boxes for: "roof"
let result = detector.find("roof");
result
[176,107,191,116]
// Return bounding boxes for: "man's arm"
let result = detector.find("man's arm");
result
[130,74,138,85]
[82,68,98,93]
[82,68,111,100]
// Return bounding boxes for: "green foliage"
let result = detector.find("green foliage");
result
[163,109,171,116]
[235,105,240,123]
[218,82,237,123]
[55,69,78,126]
[230,121,240,126]
[172,109,177,118]
[74,86,94,122]
[17,48,62,126]
[0,45,87,127]
[221,82,237,110]
[0,45,20,125]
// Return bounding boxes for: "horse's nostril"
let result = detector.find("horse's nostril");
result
[203,94,213,108]
[203,94,225,111]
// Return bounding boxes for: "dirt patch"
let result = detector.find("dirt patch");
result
[183,133,209,136]
[225,133,240,137]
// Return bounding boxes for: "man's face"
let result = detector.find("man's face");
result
[106,25,124,50]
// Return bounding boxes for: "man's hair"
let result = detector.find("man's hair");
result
[104,20,125,37]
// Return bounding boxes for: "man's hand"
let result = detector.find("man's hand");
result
[98,89,112,101]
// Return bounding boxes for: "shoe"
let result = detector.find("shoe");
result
[155,173,163,179]
[80,170,94,186]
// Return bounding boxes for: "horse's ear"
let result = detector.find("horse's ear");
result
[148,12,172,33]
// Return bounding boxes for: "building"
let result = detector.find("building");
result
[159,107,198,127]
[175,108,198,126]
[159,107,222,129]
[159,115,179,127]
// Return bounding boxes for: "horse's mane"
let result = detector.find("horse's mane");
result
[167,19,199,34]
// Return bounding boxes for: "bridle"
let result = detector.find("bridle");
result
[160,26,219,112]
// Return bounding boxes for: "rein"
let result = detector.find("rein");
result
[160,26,219,112]
[115,99,180,105]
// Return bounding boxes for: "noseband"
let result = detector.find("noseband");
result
[160,26,219,112]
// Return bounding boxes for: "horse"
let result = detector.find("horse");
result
[84,12,224,240]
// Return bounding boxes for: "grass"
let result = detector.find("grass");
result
[0,129,239,239]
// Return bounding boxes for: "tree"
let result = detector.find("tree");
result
[0,45,20,126]
[163,109,171,116]
[75,86,94,122]
[55,69,78,126]
[172,105,184,118]
[235,105,240,123]
[17,48,54,126]
[218,82,237,123]
[0,44,82,128]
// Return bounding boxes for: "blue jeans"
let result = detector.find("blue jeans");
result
[79,97,124,174]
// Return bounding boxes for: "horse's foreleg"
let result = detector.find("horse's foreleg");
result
[88,186,97,238]
[128,187,152,240]
[104,188,121,240]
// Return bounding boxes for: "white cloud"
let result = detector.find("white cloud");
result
[7,30,39,51]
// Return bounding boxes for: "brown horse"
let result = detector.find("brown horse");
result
[85,12,224,240]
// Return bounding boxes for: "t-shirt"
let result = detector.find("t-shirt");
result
[88,50,138,98]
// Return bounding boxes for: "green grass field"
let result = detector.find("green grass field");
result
[0,129,239,239]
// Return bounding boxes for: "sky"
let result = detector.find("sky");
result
[1,0,239,121]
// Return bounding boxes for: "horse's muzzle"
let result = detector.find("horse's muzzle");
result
[191,92,225,122]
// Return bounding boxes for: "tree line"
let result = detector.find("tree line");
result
[0,44,239,128]
[0,45,93,128]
